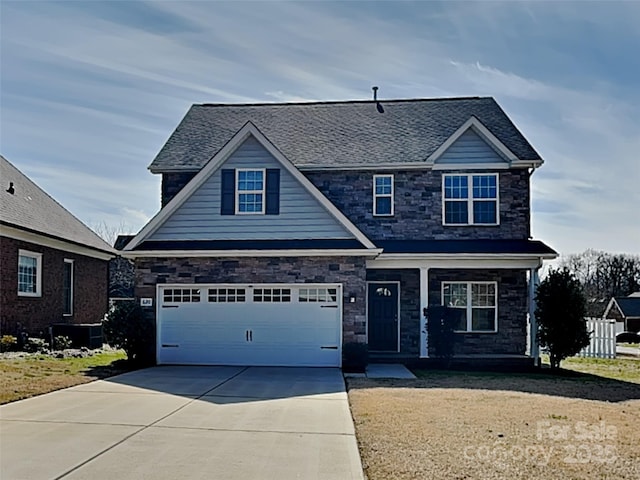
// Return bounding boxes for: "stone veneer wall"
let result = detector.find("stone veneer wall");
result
[366,269,421,355]
[305,169,531,241]
[134,256,368,344]
[428,269,528,355]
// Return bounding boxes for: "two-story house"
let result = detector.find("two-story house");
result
[121,96,557,367]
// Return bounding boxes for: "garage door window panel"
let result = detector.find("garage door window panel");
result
[163,288,201,303]
[208,288,246,303]
[253,288,291,302]
[299,288,338,303]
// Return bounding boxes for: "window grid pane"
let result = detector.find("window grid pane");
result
[472,175,497,199]
[444,201,468,224]
[473,200,497,224]
[444,175,468,199]
[18,255,38,293]
[63,262,72,314]
[375,196,392,215]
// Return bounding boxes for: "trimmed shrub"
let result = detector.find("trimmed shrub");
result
[53,335,73,350]
[103,300,155,366]
[424,306,459,366]
[0,335,18,352]
[24,337,49,353]
[343,342,368,372]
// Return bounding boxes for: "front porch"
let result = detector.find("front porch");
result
[365,254,546,362]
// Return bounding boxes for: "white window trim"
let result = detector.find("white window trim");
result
[18,249,42,297]
[442,173,500,226]
[373,174,394,217]
[441,281,498,333]
[63,259,74,316]
[235,168,266,215]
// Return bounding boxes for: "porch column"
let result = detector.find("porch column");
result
[528,265,541,365]
[420,267,429,358]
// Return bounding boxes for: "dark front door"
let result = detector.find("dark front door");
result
[368,283,399,351]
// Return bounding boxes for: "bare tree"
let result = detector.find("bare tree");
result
[90,220,134,247]
[559,250,640,316]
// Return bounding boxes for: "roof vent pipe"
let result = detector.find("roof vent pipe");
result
[372,86,384,113]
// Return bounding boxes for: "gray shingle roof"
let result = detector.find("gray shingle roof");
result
[615,297,640,318]
[0,155,114,254]
[149,97,542,172]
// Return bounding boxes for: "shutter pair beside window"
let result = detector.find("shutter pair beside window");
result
[220,168,280,215]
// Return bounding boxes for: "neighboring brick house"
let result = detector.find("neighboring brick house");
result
[0,155,114,336]
[120,97,557,367]
[603,293,640,334]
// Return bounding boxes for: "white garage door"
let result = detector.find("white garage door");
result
[157,284,342,367]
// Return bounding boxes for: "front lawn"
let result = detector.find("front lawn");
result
[0,350,129,404]
[348,358,640,480]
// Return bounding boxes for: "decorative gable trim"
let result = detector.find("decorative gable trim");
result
[427,116,543,169]
[125,122,377,251]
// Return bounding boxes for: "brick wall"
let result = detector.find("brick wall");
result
[0,236,109,336]
[134,256,367,343]
[428,269,528,355]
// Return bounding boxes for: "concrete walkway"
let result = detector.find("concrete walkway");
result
[366,363,417,379]
[0,366,364,480]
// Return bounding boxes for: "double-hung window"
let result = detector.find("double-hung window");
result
[442,281,497,332]
[18,250,42,297]
[443,174,498,225]
[373,174,393,216]
[236,169,265,214]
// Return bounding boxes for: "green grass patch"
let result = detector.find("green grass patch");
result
[0,350,130,404]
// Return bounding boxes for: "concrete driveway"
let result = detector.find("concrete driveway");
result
[0,366,363,480]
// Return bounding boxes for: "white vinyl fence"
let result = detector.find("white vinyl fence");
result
[578,318,616,359]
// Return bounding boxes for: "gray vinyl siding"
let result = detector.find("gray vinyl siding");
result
[437,129,508,164]
[150,136,353,241]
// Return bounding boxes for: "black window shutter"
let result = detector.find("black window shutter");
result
[220,169,235,215]
[265,169,280,215]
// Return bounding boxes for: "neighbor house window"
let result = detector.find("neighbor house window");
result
[373,174,394,216]
[442,281,497,332]
[63,260,74,315]
[443,174,498,225]
[18,250,42,297]
[236,169,265,214]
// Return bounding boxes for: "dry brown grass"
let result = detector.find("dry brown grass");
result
[0,351,129,404]
[348,363,640,480]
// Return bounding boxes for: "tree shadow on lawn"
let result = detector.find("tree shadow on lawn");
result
[347,368,640,403]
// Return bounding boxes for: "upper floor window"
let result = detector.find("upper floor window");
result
[443,174,498,225]
[236,169,265,214]
[373,174,394,216]
[18,250,42,297]
[442,281,497,332]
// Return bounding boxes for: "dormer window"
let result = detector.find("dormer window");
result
[443,173,498,225]
[236,169,265,214]
[373,174,394,216]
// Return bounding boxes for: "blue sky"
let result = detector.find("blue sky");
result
[1,0,639,254]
